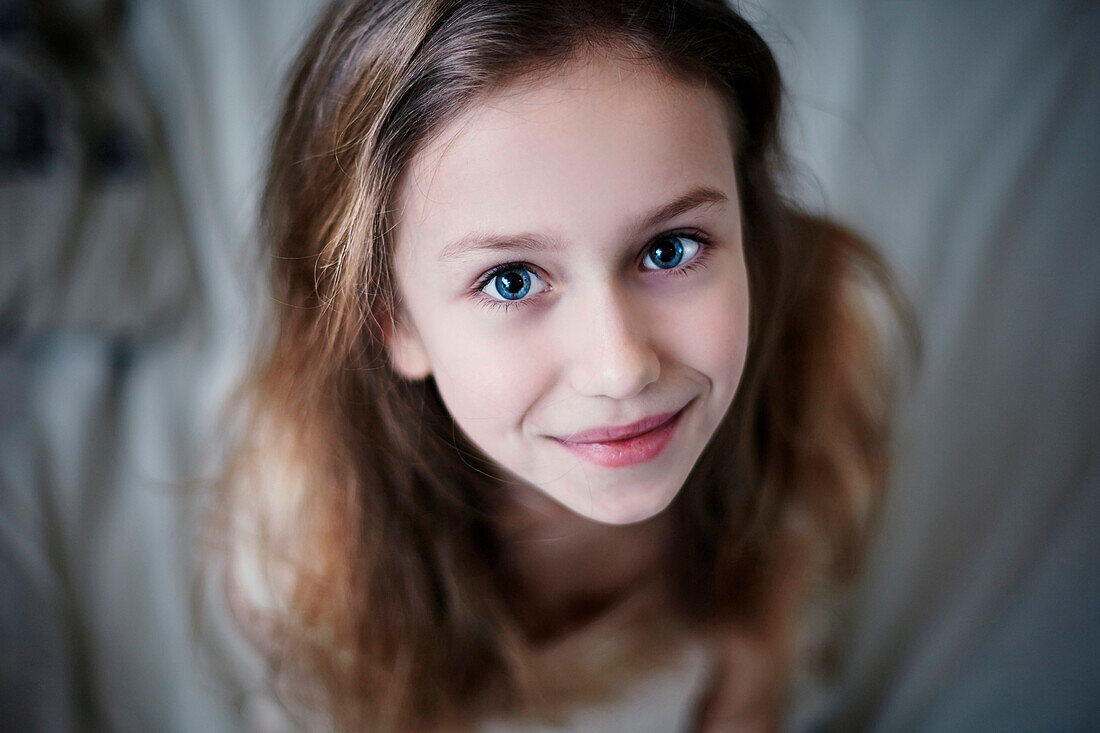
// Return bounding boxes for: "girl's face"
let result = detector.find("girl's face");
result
[389,53,750,525]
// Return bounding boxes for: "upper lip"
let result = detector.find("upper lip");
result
[555,407,685,444]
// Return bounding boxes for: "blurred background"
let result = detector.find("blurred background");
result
[1,0,1097,730]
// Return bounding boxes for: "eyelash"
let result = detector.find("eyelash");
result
[470,229,714,312]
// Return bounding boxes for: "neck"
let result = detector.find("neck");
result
[496,485,674,641]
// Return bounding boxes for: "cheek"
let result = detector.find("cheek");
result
[672,258,751,395]
[426,317,552,434]
[710,281,751,384]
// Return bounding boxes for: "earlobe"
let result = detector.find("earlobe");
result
[386,315,432,380]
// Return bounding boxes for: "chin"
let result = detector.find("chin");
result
[561,482,682,526]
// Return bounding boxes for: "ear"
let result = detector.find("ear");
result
[385,312,432,380]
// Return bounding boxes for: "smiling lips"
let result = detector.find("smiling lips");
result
[554,406,687,468]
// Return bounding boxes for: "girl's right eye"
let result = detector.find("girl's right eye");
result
[479,265,547,302]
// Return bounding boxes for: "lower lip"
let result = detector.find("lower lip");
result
[555,408,686,468]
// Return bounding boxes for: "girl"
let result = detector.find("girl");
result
[221,0,910,729]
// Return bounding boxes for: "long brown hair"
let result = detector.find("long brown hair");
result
[219,0,913,729]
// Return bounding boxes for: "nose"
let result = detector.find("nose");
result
[567,285,660,400]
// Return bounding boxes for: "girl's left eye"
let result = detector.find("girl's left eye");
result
[480,265,547,302]
[642,234,703,270]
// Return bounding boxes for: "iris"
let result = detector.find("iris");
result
[647,236,685,269]
[494,269,531,299]
[643,234,705,271]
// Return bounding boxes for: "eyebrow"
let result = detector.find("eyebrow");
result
[634,185,728,234]
[438,185,729,261]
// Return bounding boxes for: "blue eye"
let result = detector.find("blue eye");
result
[642,234,702,270]
[481,266,546,301]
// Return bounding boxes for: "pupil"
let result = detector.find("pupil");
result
[496,269,530,299]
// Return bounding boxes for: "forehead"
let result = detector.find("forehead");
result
[394,53,737,257]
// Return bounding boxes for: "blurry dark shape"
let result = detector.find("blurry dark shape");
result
[87,119,144,180]
[0,74,56,174]
[14,0,145,180]
[0,0,194,337]
[0,1,30,37]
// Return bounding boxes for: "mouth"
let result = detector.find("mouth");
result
[553,404,689,468]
